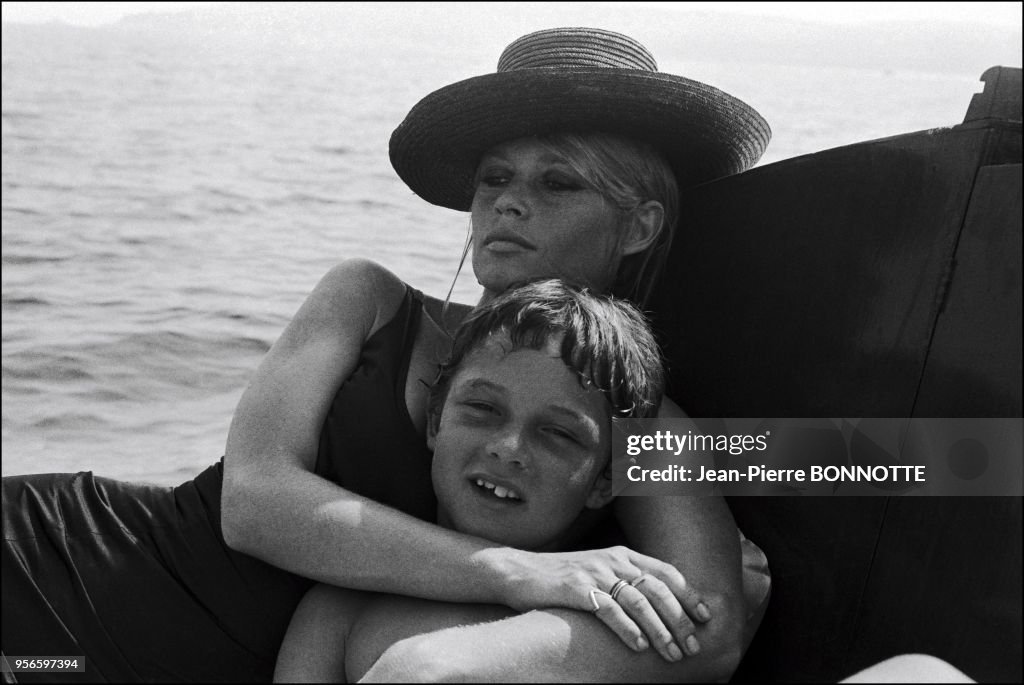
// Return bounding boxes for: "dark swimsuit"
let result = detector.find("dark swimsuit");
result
[2,284,435,683]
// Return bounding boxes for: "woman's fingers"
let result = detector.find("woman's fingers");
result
[626,554,714,656]
[632,554,714,627]
[608,580,686,661]
[624,574,703,657]
[515,546,714,661]
[586,588,650,653]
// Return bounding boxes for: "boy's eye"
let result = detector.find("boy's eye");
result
[545,426,582,445]
[462,400,497,414]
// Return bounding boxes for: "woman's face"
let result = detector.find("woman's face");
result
[429,334,613,551]
[470,138,626,297]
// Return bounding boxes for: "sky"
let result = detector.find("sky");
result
[2,1,1022,29]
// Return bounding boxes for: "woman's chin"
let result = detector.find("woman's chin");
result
[473,261,611,296]
[475,269,535,295]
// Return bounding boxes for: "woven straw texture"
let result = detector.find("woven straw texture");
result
[390,27,771,210]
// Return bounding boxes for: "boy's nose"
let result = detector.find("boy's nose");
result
[486,427,528,468]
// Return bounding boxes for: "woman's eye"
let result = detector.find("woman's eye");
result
[543,176,580,191]
[476,170,510,187]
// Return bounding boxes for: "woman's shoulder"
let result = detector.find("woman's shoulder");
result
[321,258,405,291]
[313,259,476,337]
[313,259,411,337]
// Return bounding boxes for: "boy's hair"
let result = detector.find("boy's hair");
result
[428,279,664,429]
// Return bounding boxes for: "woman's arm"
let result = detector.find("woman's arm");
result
[220,259,710,649]
[609,396,745,677]
[222,258,509,599]
[606,395,745,671]
[611,496,744,679]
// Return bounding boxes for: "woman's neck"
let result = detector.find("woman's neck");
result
[477,289,499,307]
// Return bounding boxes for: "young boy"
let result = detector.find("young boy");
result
[274,279,666,682]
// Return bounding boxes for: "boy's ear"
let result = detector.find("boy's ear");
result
[585,464,615,510]
[620,200,664,257]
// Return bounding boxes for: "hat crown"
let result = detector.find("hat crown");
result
[497,27,658,73]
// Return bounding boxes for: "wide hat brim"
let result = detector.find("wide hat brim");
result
[389,67,771,211]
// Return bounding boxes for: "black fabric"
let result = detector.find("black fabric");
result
[316,285,436,521]
[1,283,435,683]
[1,469,306,683]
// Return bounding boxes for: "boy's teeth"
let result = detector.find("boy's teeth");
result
[474,478,521,500]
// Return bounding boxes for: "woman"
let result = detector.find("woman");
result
[2,27,770,682]
[274,278,670,682]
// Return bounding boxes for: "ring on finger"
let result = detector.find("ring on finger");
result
[630,575,647,589]
[589,589,613,612]
[609,579,630,601]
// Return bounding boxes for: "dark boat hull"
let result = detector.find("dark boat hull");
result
[648,67,1022,682]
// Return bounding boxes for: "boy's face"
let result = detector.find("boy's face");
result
[429,333,614,551]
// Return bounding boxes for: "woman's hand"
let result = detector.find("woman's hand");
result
[492,545,712,662]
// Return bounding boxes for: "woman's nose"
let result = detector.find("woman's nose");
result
[494,182,529,218]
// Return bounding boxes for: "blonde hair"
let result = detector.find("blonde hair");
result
[537,132,679,308]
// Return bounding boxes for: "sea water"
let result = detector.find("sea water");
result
[1,15,990,485]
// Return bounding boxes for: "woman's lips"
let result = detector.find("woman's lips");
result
[483,230,535,252]
[484,239,532,253]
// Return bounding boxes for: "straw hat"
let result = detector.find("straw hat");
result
[389,27,771,211]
